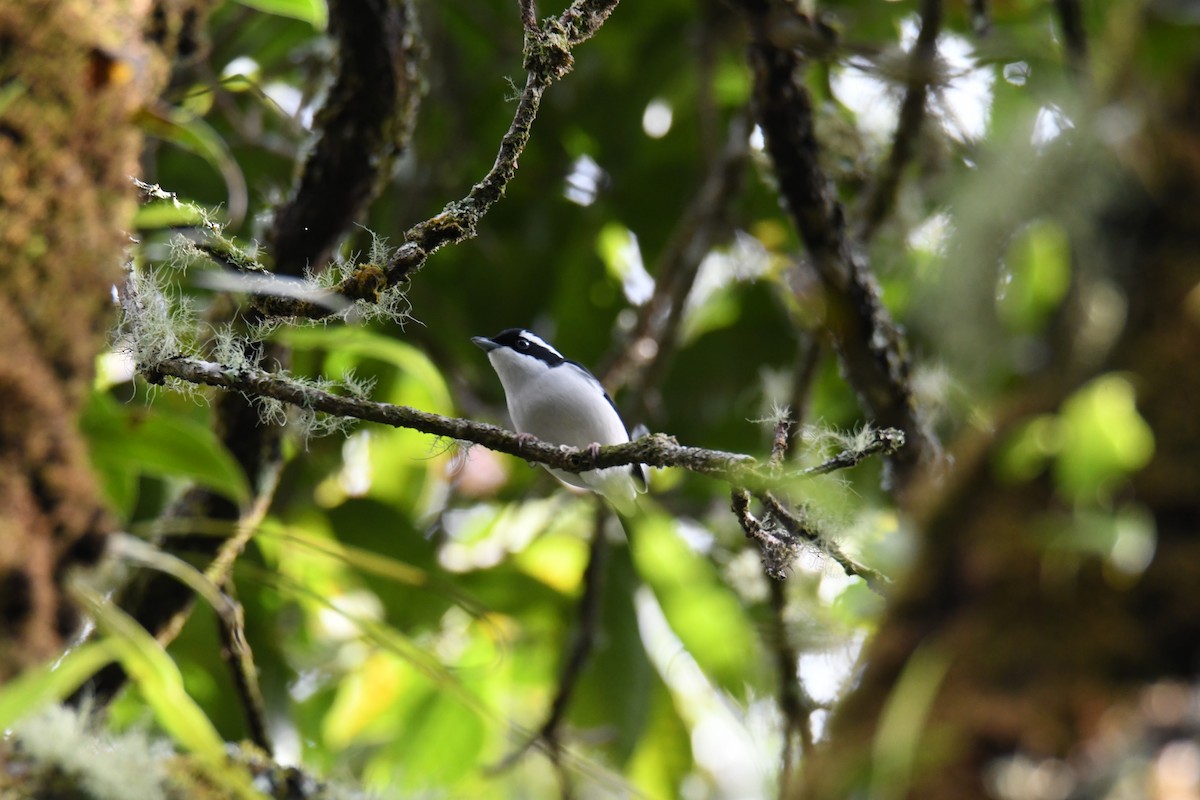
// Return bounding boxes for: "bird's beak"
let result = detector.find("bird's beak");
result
[471,336,500,352]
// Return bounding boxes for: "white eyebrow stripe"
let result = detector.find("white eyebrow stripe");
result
[520,332,563,358]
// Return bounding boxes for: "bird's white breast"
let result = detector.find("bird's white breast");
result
[504,363,629,449]
[487,350,637,500]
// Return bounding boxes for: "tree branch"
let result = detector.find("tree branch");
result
[857,0,943,242]
[799,428,907,477]
[1054,0,1088,77]
[756,492,890,593]
[761,418,817,792]
[146,356,902,492]
[268,0,423,278]
[598,114,750,408]
[724,482,888,587]
[729,415,893,589]
[769,577,815,789]
[252,0,622,319]
[540,515,607,743]
[732,413,890,587]
[519,0,538,35]
[215,592,272,753]
[739,0,939,490]
[731,487,800,579]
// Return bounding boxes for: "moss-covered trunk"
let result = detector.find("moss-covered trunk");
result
[0,0,163,680]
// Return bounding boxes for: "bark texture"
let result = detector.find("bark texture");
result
[739,0,938,491]
[80,0,424,711]
[0,0,165,680]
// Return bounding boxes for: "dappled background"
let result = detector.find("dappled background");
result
[3,0,1199,798]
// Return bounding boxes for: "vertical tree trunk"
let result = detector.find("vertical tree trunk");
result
[798,49,1200,800]
[0,0,163,680]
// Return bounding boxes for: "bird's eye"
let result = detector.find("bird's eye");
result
[516,339,529,351]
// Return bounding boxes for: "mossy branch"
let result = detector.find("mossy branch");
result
[729,419,893,589]
[757,492,891,592]
[146,356,902,493]
[248,0,622,319]
[739,0,939,489]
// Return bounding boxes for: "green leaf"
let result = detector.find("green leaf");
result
[378,689,486,790]
[1055,374,1155,500]
[324,499,472,631]
[137,105,248,225]
[233,0,327,29]
[323,651,408,748]
[280,326,454,412]
[74,589,268,799]
[280,326,455,508]
[514,526,591,593]
[996,374,1155,503]
[713,57,751,107]
[830,578,887,626]
[82,391,251,511]
[630,514,762,698]
[680,284,740,343]
[627,678,694,800]
[133,198,210,230]
[870,639,954,800]
[596,222,654,304]
[998,219,1071,332]
[75,588,227,759]
[0,641,118,730]
[994,414,1062,483]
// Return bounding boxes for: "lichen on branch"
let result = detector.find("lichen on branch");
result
[145,355,903,494]
[233,0,623,320]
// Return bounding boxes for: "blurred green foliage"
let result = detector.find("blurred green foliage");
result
[996,374,1155,503]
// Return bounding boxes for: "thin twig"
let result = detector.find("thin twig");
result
[770,362,824,776]
[249,0,622,319]
[146,356,901,491]
[731,487,799,579]
[788,339,822,433]
[542,513,607,742]
[799,428,906,476]
[756,493,890,593]
[519,0,538,34]
[857,0,943,242]
[769,577,814,790]
[739,0,938,489]
[215,593,272,752]
[1054,0,1088,77]
[200,505,275,752]
[769,416,794,468]
[599,114,750,404]
[731,403,892,591]
[493,504,608,783]
[729,416,897,588]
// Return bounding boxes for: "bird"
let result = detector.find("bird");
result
[472,328,647,509]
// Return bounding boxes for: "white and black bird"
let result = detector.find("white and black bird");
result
[472,328,647,509]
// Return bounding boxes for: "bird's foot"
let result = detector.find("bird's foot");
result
[515,432,542,467]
